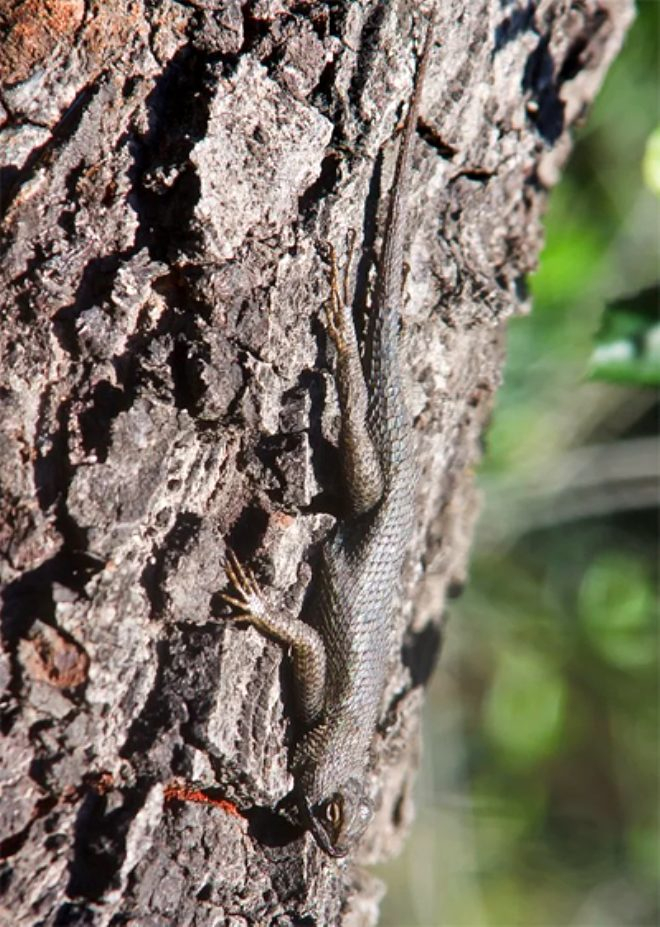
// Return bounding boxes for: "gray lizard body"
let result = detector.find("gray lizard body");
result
[222,21,433,856]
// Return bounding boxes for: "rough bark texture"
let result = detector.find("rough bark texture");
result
[0,1,631,924]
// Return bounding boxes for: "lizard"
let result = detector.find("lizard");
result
[221,19,434,857]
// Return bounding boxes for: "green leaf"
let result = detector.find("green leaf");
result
[589,287,660,386]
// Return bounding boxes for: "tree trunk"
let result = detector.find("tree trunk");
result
[0,1,632,924]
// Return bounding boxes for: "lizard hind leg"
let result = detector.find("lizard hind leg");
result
[322,242,384,516]
[220,546,327,727]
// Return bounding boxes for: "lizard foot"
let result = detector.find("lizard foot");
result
[321,230,358,353]
[322,241,347,352]
[220,546,270,628]
[220,545,327,725]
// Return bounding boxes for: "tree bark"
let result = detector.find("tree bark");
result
[0,1,632,924]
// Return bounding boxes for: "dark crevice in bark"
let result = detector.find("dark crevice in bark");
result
[127,44,213,297]
[402,620,444,690]
[346,4,390,117]
[140,511,203,619]
[419,121,459,160]
[494,1,537,50]
[522,35,566,143]
[225,503,270,559]
[118,639,174,764]
[78,381,130,462]
[54,256,129,357]
[53,901,96,926]
[1,550,100,644]
[0,80,102,222]
[298,152,342,225]
[0,795,58,860]
[66,786,148,901]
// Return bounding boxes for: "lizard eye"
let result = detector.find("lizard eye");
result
[324,798,342,828]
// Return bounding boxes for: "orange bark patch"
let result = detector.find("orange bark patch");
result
[164,784,243,818]
[0,0,85,85]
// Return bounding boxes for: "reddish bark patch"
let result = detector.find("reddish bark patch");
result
[21,623,89,689]
[164,783,243,818]
[0,0,85,85]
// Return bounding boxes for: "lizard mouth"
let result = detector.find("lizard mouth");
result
[297,791,349,858]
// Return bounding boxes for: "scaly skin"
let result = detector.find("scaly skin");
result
[222,20,434,857]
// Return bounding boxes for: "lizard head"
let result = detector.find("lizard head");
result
[297,777,374,857]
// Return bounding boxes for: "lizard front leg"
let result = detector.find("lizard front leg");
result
[220,547,326,728]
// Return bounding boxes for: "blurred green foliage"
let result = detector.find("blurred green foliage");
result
[589,289,660,387]
[579,551,656,669]
[379,4,658,925]
[642,126,660,195]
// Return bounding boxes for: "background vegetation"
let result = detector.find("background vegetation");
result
[380,4,658,924]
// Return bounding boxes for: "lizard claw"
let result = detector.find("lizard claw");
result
[221,546,267,622]
[224,546,260,594]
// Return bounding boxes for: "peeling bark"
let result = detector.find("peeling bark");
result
[0,1,632,924]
